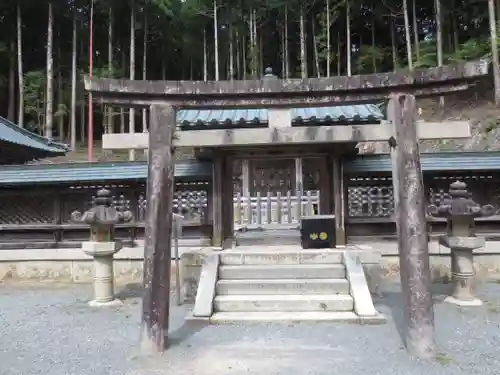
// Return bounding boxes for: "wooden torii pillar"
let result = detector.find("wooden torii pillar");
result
[84,59,489,357]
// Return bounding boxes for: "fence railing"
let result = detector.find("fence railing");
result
[233,190,320,228]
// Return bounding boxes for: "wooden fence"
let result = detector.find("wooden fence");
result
[4,167,500,249]
[233,190,320,228]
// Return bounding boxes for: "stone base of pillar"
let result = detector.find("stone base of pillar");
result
[82,241,122,306]
[89,299,123,308]
[444,296,483,307]
[335,228,346,246]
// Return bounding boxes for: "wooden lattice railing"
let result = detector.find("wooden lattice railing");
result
[233,191,320,228]
[2,169,500,248]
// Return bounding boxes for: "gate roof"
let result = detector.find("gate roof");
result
[177,104,384,129]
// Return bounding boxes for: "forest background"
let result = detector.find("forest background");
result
[0,0,499,159]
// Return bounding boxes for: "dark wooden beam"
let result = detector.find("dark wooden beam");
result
[140,104,176,354]
[212,151,224,248]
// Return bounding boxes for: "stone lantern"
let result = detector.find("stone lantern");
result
[71,188,133,306]
[427,181,494,306]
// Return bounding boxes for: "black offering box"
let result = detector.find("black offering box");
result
[300,215,336,249]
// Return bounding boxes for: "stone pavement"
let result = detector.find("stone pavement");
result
[1,280,499,375]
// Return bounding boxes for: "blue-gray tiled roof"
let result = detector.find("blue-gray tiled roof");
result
[0,161,211,186]
[2,151,499,186]
[0,116,68,154]
[177,104,384,128]
[345,152,500,173]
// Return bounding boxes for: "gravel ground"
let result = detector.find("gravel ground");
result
[1,281,500,375]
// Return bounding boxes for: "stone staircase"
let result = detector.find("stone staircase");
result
[192,247,385,323]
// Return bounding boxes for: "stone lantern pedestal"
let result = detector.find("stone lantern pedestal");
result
[428,180,494,307]
[439,236,485,306]
[82,241,123,307]
[71,188,133,307]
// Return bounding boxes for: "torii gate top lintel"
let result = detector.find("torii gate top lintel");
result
[84,59,490,109]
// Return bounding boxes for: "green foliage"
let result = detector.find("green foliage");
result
[1,0,500,138]
[93,63,123,78]
[356,45,386,74]
[23,70,46,132]
[149,0,174,17]
[55,103,68,119]
[23,70,45,117]
[413,40,438,68]
[449,38,491,62]
[315,4,341,73]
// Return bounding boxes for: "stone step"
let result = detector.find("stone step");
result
[214,294,354,312]
[216,278,350,295]
[220,249,343,265]
[218,264,346,280]
[210,311,386,324]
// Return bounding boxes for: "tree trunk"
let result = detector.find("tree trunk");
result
[403,0,413,70]
[229,22,234,80]
[45,2,54,140]
[213,0,219,80]
[489,0,500,105]
[57,32,64,141]
[16,3,24,127]
[451,0,459,51]
[120,48,126,134]
[107,6,114,134]
[70,9,77,151]
[80,101,85,144]
[326,0,331,77]
[371,12,377,72]
[346,0,351,76]
[236,28,241,79]
[337,31,341,75]
[284,5,289,78]
[129,2,136,161]
[299,6,307,79]
[435,0,445,107]
[7,40,15,122]
[142,13,148,132]
[248,10,256,77]
[161,54,166,80]
[258,33,263,76]
[281,25,286,77]
[57,57,64,140]
[497,0,500,25]
[497,0,500,26]
[412,0,420,61]
[253,9,259,76]
[203,28,208,81]
[242,32,247,79]
[312,19,321,78]
[79,17,85,144]
[390,14,397,70]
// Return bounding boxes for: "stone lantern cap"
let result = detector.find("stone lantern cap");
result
[427,180,495,219]
[71,188,133,227]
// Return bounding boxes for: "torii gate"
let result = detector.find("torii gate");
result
[85,59,489,358]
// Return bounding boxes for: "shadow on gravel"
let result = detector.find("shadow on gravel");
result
[116,283,144,300]
[374,281,454,346]
[376,290,406,343]
[167,319,208,349]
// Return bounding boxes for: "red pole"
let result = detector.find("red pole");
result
[88,0,94,162]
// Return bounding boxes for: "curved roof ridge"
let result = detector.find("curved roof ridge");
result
[0,116,69,153]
